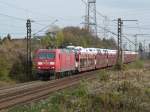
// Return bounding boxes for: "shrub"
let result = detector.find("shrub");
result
[9,53,36,82]
[9,78,150,112]
[97,70,110,82]
[0,56,11,81]
[145,88,150,98]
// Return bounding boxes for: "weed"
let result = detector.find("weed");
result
[9,69,150,112]
[127,60,144,69]
[97,70,110,82]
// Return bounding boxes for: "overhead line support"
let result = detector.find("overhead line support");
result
[26,19,32,79]
[113,18,138,66]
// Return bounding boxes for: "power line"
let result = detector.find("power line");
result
[81,0,117,26]
[97,25,117,36]
[84,3,138,48]
[0,22,26,29]
[81,0,119,40]
[0,0,55,19]
[81,0,105,18]
[0,32,26,35]
[32,22,48,27]
[0,12,26,21]
[84,0,97,36]
[97,24,136,46]
[0,0,83,24]
[33,19,58,36]
[0,0,28,12]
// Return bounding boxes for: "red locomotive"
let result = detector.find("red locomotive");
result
[33,47,138,80]
[33,49,76,79]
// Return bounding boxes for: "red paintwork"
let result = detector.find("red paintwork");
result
[108,53,117,66]
[96,52,108,69]
[77,53,95,72]
[33,49,75,74]
[33,49,55,70]
[33,48,138,79]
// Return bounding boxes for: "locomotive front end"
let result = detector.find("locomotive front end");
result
[33,49,56,79]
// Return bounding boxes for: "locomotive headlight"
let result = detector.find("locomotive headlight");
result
[37,62,43,65]
[50,62,55,65]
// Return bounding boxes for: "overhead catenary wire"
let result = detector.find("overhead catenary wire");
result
[0,32,26,35]
[0,0,149,47]
[0,12,26,21]
[97,24,136,46]
[88,14,137,46]
[0,0,29,13]
[124,26,150,30]
[0,0,56,20]
[0,1,137,47]
[0,22,26,29]
[33,19,58,36]
[97,27,136,47]
[0,0,82,24]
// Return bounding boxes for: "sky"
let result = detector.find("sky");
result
[0,0,150,49]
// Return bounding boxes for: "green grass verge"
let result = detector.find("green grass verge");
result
[126,60,144,70]
[9,69,150,112]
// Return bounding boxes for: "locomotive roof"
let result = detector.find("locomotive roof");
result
[35,48,138,55]
[36,49,73,53]
[107,50,117,54]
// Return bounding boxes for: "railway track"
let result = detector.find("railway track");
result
[0,71,98,110]
[1,63,149,110]
[0,81,41,91]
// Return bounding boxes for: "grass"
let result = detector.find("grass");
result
[97,70,111,83]
[126,60,144,70]
[113,59,144,71]
[8,61,150,112]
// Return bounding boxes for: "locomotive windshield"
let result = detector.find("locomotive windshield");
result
[38,52,55,59]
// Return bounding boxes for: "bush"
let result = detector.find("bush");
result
[0,56,11,81]
[9,78,150,112]
[145,88,150,98]
[9,53,37,82]
[97,70,110,82]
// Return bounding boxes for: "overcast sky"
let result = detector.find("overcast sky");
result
[0,0,150,48]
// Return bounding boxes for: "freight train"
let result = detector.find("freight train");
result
[33,46,138,80]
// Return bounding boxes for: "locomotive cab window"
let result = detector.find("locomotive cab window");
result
[38,53,55,59]
[47,53,55,59]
